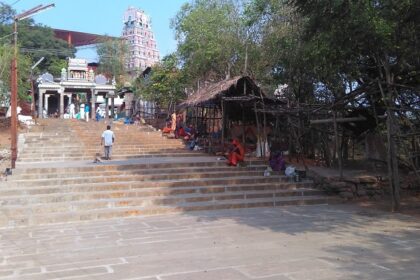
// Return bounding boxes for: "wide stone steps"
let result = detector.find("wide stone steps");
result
[9,165,267,180]
[2,171,287,188]
[0,180,307,198]
[0,195,335,227]
[21,144,185,152]
[18,149,199,158]
[13,159,264,174]
[0,183,318,206]
[1,119,337,227]
[16,153,208,163]
[21,120,185,164]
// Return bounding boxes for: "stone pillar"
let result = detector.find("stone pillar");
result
[44,94,49,116]
[59,90,64,118]
[91,90,96,120]
[105,97,109,121]
[110,92,115,119]
[38,90,44,118]
[125,92,134,117]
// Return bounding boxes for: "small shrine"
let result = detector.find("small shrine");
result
[37,58,117,119]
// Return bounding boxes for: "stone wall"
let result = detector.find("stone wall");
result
[312,173,387,200]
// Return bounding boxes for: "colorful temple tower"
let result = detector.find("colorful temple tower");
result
[122,7,160,73]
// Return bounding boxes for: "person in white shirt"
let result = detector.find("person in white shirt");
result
[69,103,75,119]
[101,125,115,160]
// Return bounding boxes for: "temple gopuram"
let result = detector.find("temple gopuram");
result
[37,58,117,119]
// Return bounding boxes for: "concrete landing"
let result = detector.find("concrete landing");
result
[0,205,419,279]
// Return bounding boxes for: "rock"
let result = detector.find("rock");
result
[343,177,360,184]
[372,194,382,200]
[339,191,354,199]
[329,182,347,188]
[359,176,378,183]
[357,189,367,197]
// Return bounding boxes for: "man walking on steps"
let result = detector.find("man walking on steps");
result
[101,125,115,160]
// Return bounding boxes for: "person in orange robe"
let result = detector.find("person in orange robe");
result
[227,139,245,166]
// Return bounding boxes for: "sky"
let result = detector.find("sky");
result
[6,0,188,61]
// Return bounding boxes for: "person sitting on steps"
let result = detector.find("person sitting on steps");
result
[227,139,245,167]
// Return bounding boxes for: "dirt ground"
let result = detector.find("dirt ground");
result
[353,192,420,218]
[0,120,11,171]
[0,125,10,148]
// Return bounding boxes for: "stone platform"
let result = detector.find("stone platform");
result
[0,205,419,279]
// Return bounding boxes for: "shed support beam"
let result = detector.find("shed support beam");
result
[310,117,366,125]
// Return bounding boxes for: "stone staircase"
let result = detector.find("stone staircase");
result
[17,119,199,162]
[0,119,335,227]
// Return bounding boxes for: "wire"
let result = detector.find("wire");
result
[9,0,22,6]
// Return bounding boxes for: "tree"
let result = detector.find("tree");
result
[0,3,76,100]
[243,0,319,100]
[287,0,420,211]
[135,54,186,107]
[96,38,129,87]
[172,0,248,86]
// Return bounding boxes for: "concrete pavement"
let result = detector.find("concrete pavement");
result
[0,204,419,279]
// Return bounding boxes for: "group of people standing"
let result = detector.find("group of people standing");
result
[67,102,90,122]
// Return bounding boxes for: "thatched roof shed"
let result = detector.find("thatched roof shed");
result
[182,76,264,107]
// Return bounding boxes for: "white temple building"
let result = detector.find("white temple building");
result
[37,58,117,119]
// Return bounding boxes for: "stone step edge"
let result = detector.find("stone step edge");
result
[0,180,313,195]
[2,175,295,189]
[11,166,269,179]
[0,195,335,228]
[13,161,268,174]
[7,170,272,183]
[0,187,321,207]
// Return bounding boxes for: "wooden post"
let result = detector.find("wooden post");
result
[254,102,262,157]
[378,80,400,211]
[241,104,246,145]
[221,100,225,150]
[387,108,401,211]
[195,106,198,131]
[333,111,343,179]
[242,78,247,147]
[287,100,293,162]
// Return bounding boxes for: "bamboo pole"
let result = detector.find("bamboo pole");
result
[310,117,366,124]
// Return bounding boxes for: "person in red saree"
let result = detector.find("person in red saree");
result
[227,139,245,166]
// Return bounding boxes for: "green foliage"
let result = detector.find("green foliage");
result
[0,3,13,24]
[172,0,247,85]
[96,38,129,86]
[0,3,76,101]
[244,0,316,100]
[0,43,31,101]
[0,44,12,104]
[135,54,186,107]
[45,57,67,77]
[244,0,420,102]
